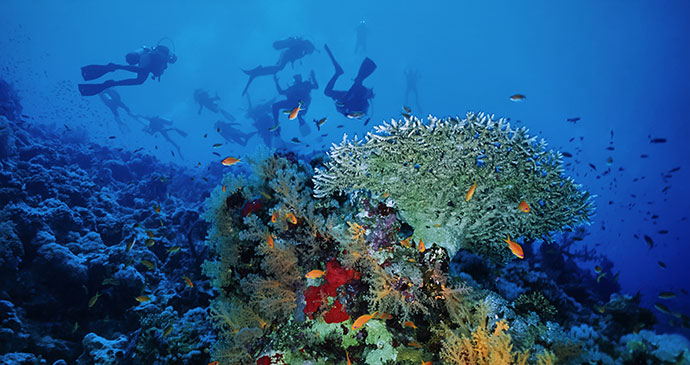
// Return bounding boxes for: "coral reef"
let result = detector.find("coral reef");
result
[313,112,594,261]
[0,109,216,363]
[202,113,687,364]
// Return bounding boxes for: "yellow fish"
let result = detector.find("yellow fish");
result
[408,341,423,348]
[286,212,298,224]
[352,313,375,330]
[221,157,240,166]
[166,246,181,253]
[135,295,151,303]
[305,270,325,279]
[145,238,155,247]
[259,191,272,200]
[154,204,161,214]
[504,235,524,259]
[403,320,417,329]
[126,238,136,252]
[417,238,426,252]
[183,276,194,288]
[400,236,411,248]
[163,325,173,337]
[140,260,156,270]
[518,200,530,213]
[88,292,101,308]
[465,181,477,202]
[509,94,526,102]
[596,272,607,283]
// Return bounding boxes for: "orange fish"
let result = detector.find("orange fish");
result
[126,238,136,252]
[382,192,390,198]
[286,212,298,224]
[135,295,151,303]
[154,204,161,214]
[465,181,477,202]
[271,210,278,223]
[403,321,417,329]
[509,94,526,102]
[208,362,219,365]
[408,341,423,348]
[183,276,194,288]
[288,101,303,120]
[222,185,226,192]
[518,200,530,213]
[266,232,274,248]
[504,235,524,259]
[417,238,426,253]
[221,157,240,166]
[421,361,432,365]
[145,230,155,239]
[305,270,325,279]
[352,313,376,330]
[594,266,602,273]
[400,236,411,248]
[346,351,352,365]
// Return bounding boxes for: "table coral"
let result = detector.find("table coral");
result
[314,112,594,261]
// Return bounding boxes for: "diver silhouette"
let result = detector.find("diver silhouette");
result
[78,44,177,97]
[241,36,315,96]
[272,70,318,136]
[193,89,236,121]
[354,20,368,54]
[98,88,137,132]
[404,68,422,113]
[214,120,256,147]
[138,115,187,159]
[246,93,286,149]
[323,44,376,119]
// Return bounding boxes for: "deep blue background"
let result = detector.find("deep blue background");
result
[2,0,689,336]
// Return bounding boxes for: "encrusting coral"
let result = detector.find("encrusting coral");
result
[313,112,594,261]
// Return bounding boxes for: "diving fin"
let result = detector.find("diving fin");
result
[354,57,377,85]
[80,64,115,81]
[78,81,114,97]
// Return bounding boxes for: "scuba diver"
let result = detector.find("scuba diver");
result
[241,36,315,95]
[323,44,376,119]
[98,88,137,132]
[272,70,318,136]
[78,43,177,97]
[354,20,368,54]
[214,120,256,147]
[246,94,285,149]
[193,89,236,121]
[138,115,187,159]
[404,68,422,113]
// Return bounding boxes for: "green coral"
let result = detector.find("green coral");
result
[313,112,594,261]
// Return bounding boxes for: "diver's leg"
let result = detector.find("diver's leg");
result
[161,131,183,159]
[219,108,236,122]
[324,44,343,75]
[110,72,149,87]
[272,100,291,124]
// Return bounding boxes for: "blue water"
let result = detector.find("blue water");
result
[2,0,689,362]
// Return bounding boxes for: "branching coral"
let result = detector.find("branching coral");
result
[314,113,594,261]
[440,306,529,365]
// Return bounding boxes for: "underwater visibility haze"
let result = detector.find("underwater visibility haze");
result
[1,1,690,364]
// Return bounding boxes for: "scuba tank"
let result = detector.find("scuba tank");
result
[125,46,150,65]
